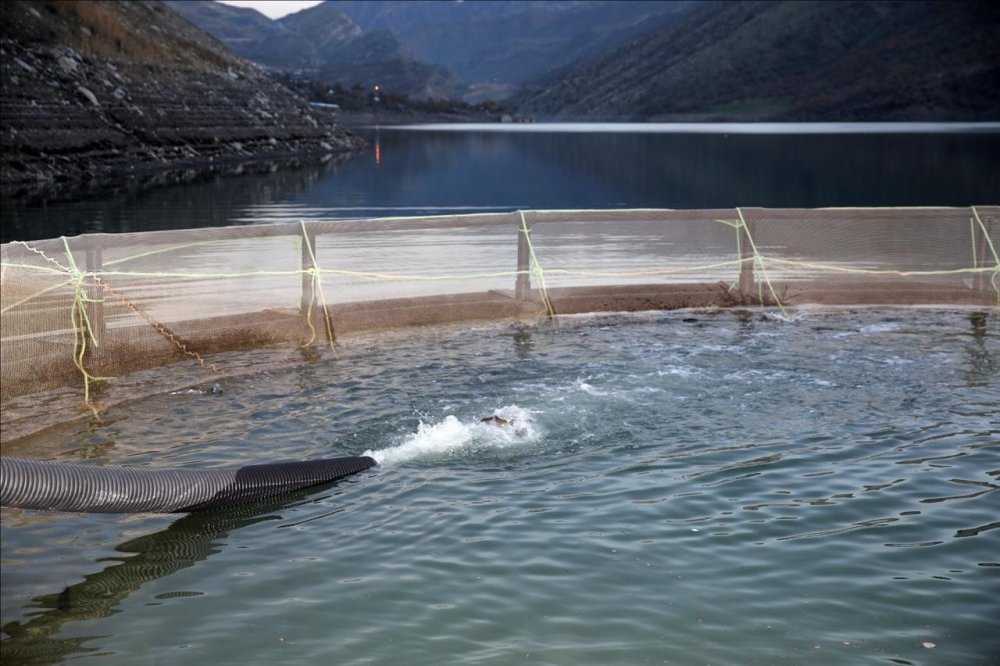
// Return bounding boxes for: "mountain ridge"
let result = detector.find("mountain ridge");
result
[167,0,464,99]
[329,0,694,86]
[170,0,694,101]
[514,0,1000,121]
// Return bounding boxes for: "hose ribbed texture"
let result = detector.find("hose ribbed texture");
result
[0,456,376,513]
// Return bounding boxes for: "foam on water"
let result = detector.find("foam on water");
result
[364,405,538,466]
[576,380,609,396]
[658,365,699,378]
[861,321,902,333]
[760,311,804,323]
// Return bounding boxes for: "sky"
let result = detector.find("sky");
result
[215,1,325,19]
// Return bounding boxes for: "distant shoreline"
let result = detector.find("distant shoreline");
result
[0,147,363,205]
[369,121,1000,134]
[6,119,997,206]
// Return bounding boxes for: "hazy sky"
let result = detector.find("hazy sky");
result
[215,1,325,19]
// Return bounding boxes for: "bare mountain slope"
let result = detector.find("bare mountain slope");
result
[1,0,362,197]
[515,0,1000,121]
[168,0,461,99]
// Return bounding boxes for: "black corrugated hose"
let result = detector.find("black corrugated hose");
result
[0,456,377,513]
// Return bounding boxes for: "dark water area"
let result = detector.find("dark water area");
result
[2,123,999,243]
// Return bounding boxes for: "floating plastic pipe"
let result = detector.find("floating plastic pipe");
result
[0,456,376,513]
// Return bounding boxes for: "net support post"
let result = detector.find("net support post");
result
[300,227,317,315]
[973,210,994,295]
[738,214,756,299]
[515,216,531,302]
[299,224,333,342]
[84,240,106,349]
[299,226,335,342]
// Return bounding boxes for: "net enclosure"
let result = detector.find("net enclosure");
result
[2,206,997,441]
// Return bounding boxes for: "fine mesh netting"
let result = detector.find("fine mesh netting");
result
[2,207,997,440]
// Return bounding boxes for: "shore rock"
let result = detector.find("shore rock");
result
[0,1,364,200]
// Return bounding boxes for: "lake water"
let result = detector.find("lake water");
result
[1,309,998,664]
[2,122,999,243]
[2,124,999,664]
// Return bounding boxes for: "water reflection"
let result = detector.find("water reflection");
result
[0,491,339,664]
[0,153,359,243]
[513,130,1000,209]
[512,324,534,359]
[3,125,998,244]
[964,310,998,387]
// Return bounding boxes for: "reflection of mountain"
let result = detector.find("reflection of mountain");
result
[510,132,1000,276]
[292,129,624,214]
[965,311,1000,388]
[0,153,355,243]
[513,130,1000,208]
[295,130,527,210]
[7,130,998,242]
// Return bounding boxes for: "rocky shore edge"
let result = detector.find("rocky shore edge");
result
[1,35,364,202]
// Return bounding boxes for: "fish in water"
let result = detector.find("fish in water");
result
[481,415,528,438]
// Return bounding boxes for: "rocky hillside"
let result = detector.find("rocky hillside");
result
[167,0,462,100]
[169,0,692,103]
[0,0,363,199]
[516,0,1000,121]
[331,1,693,86]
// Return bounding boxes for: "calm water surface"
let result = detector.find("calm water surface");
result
[3,123,999,242]
[2,308,998,664]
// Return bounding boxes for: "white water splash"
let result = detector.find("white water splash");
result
[577,380,609,396]
[762,311,804,323]
[861,322,901,333]
[364,405,538,466]
[658,365,699,378]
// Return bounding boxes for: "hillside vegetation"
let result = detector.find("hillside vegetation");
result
[515,0,1000,121]
[0,0,361,197]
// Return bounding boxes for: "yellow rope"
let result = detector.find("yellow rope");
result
[61,237,97,346]
[971,216,979,272]
[970,206,1000,307]
[713,218,748,294]
[8,239,223,413]
[519,210,555,318]
[971,206,1000,265]
[0,277,74,314]
[60,238,114,413]
[299,247,319,346]
[12,256,990,284]
[3,266,522,282]
[103,240,218,267]
[736,208,788,314]
[300,221,337,351]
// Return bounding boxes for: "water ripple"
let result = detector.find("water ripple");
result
[2,309,999,664]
